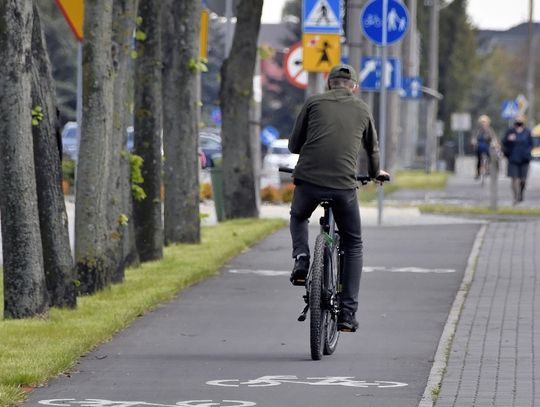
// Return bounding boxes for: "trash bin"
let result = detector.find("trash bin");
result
[209,154,224,222]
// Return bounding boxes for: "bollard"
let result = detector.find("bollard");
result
[490,149,499,211]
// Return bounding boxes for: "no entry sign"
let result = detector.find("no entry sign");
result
[283,43,308,89]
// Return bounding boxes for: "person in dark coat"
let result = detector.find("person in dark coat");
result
[502,114,534,204]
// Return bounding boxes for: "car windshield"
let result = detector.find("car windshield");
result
[270,147,290,155]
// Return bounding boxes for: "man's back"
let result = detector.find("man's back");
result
[288,88,379,189]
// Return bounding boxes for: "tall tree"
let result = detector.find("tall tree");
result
[133,0,164,260]
[0,1,49,318]
[31,1,76,308]
[161,0,201,244]
[219,0,264,219]
[438,0,477,134]
[75,0,114,294]
[108,0,139,283]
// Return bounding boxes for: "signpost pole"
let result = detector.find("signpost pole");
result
[377,0,388,226]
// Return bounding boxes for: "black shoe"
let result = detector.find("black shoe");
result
[290,256,309,286]
[338,311,359,332]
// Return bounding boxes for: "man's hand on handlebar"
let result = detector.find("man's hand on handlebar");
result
[374,170,391,185]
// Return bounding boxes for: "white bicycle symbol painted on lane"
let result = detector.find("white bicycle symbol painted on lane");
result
[38,400,256,407]
[206,375,408,388]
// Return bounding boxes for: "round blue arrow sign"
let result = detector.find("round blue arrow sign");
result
[361,0,409,46]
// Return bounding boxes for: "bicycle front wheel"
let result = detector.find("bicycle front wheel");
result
[323,240,340,355]
[309,234,326,360]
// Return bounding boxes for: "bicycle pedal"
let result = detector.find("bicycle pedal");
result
[298,304,309,322]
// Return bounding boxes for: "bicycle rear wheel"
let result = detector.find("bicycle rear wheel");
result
[309,234,325,360]
[323,240,340,355]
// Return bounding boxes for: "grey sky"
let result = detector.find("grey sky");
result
[262,0,539,30]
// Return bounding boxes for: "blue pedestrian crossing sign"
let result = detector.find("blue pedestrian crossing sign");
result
[401,76,422,99]
[303,0,342,34]
[501,100,519,120]
[360,56,402,91]
[361,0,409,46]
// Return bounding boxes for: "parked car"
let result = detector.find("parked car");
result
[61,121,78,160]
[199,129,222,167]
[263,139,298,171]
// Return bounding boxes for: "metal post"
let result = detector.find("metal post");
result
[426,0,439,173]
[526,0,535,126]
[74,42,83,196]
[377,0,388,226]
[225,0,234,56]
[490,149,499,211]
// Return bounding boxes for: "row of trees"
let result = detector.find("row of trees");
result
[0,0,264,319]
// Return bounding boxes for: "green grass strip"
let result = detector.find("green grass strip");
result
[360,170,449,202]
[418,204,540,216]
[0,218,286,407]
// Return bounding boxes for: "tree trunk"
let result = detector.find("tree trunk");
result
[75,0,114,295]
[133,0,164,261]
[161,0,201,244]
[219,0,263,219]
[0,1,49,319]
[108,0,139,283]
[31,1,76,308]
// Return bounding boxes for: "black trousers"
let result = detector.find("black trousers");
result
[290,182,363,314]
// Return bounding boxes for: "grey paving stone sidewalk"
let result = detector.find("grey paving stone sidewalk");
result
[435,221,540,407]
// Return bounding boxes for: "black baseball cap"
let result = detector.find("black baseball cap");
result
[328,64,358,83]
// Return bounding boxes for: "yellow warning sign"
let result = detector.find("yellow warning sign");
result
[302,33,340,73]
[200,9,209,59]
[55,0,84,42]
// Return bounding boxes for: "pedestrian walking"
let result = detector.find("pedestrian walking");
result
[471,114,498,180]
[501,114,534,204]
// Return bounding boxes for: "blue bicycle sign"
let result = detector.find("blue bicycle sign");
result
[361,0,409,46]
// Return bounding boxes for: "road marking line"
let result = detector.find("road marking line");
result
[207,375,407,388]
[228,266,455,276]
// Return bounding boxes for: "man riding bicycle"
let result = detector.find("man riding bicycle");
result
[287,64,389,332]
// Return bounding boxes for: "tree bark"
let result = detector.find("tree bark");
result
[133,0,164,261]
[161,0,201,244]
[0,1,49,318]
[219,0,263,219]
[75,0,114,295]
[108,0,139,283]
[30,1,76,308]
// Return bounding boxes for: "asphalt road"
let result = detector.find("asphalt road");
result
[25,223,480,407]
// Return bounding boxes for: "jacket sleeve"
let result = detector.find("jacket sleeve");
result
[362,116,380,178]
[288,102,309,154]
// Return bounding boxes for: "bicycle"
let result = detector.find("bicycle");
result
[279,167,389,360]
[478,152,489,187]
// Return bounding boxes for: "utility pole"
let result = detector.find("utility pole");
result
[425,0,439,172]
[346,0,363,80]
[401,0,419,168]
[526,0,535,126]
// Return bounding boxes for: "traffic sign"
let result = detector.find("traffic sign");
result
[200,9,209,59]
[303,0,342,33]
[361,0,409,46]
[515,94,528,114]
[302,34,341,73]
[55,0,84,41]
[359,56,401,91]
[261,126,280,146]
[501,100,519,120]
[401,76,422,98]
[283,43,308,89]
[450,113,471,132]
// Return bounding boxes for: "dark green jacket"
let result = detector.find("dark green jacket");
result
[288,88,380,189]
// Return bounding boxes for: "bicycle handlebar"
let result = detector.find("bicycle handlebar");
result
[278,167,389,185]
